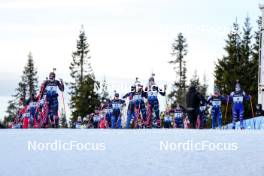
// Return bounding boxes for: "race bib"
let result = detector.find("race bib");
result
[233,96,243,103]
[164,116,172,121]
[46,86,57,93]
[174,112,183,119]
[106,108,113,113]
[22,113,30,118]
[212,101,221,106]
[75,124,81,129]
[40,99,45,105]
[200,106,206,111]
[29,102,37,108]
[112,103,122,109]
[133,94,142,100]
[93,115,101,122]
[148,91,158,97]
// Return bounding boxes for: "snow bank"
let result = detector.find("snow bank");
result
[226,116,264,129]
[0,129,263,176]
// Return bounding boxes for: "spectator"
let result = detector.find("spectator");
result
[186,85,201,128]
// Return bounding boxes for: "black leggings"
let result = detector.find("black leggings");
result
[187,110,198,129]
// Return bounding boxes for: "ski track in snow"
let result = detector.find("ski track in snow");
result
[0,129,264,176]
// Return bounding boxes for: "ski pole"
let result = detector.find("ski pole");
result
[61,92,67,118]
[249,95,254,118]
[224,98,229,124]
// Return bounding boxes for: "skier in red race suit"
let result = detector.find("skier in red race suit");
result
[16,97,30,128]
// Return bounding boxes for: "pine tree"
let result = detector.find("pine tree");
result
[200,73,208,97]
[241,17,252,60]
[168,33,188,107]
[189,70,200,90]
[5,100,17,122]
[5,52,38,121]
[240,17,253,92]
[215,19,242,124]
[189,71,208,98]
[5,80,26,122]
[251,16,262,105]
[240,17,258,117]
[100,77,110,102]
[69,26,100,122]
[24,52,38,96]
[215,19,242,95]
[14,79,27,101]
[214,17,259,122]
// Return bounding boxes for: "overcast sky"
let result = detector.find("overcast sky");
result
[0,0,263,117]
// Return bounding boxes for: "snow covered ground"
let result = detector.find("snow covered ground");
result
[0,129,264,176]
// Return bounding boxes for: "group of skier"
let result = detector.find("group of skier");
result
[189,82,252,129]
[74,75,252,130]
[12,71,64,128]
[123,76,166,128]
[10,69,254,129]
[76,74,166,129]
[209,82,252,129]
[121,78,252,130]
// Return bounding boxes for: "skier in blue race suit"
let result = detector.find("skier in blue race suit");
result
[229,82,250,129]
[110,92,126,128]
[123,78,147,128]
[163,109,172,128]
[26,94,38,127]
[197,97,207,129]
[207,87,226,129]
[172,103,185,128]
[144,75,166,127]
[41,72,64,128]
[102,99,113,126]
